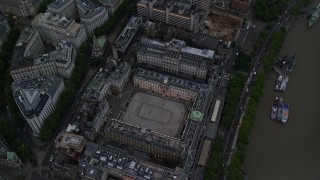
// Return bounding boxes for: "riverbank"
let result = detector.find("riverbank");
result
[245,13,320,180]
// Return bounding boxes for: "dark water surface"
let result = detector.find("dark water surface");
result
[244,15,320,180]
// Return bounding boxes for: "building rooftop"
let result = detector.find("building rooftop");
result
[114,16,141,52]
[33,12,73,28]
[12,76,64,119]
[55,131,86,153]
[135,68,208,93]
[34,41,74,65]
[78,142,182,180]
[139,37,215,60]
[76,0,105,19]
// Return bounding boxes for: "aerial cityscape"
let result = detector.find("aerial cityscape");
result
[0,0,319,180]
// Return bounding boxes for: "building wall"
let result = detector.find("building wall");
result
[133,77,198,103]
[137,2,199,33]
[0,18,10,51]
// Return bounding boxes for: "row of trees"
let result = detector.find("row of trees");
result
[220,71,247,128]
[0,28,32,160]
[204,72,247,180]
[94,0,136,36]
[226,28,287,179]
[254,0,289,22]
[204,136,224,180]
[39,38,92,141]
[37,0,54,13]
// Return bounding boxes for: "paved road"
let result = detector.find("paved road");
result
[220,2,294,179]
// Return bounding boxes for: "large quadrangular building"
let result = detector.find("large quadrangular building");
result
[0,0,43,18]
[137,37,214,79]
[12,76,65,135]
[137,0,200,33]
[32,12,87,48]
[0,15,11,52]
[76,0,109,34]
[47,0,78,19]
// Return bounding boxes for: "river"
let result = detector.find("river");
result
[244,7,320,180]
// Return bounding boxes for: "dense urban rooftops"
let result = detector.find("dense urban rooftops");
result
[76,0,105,19]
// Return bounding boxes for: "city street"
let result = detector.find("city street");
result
[220,2,294,179]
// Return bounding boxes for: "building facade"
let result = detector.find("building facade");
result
[105,119,187,164]
[47,0,78,19]
[32,12,87,48]
[112,16,142,59]
[137,0,200,33]
[0,0,42,18]
[76,0,109,34]
[137,38,213,79]
[12,76,65,135]
[0,15,11,52]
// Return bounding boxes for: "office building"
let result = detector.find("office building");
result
[0,15,10,52]
[137,0,200,33]
[137,38,214,79]
[11,39,76,82]
[55,131,86,158]
[12,76,65,135]
[10,27,44,82]
[112,16,142,59]
[84,59,131,102]
[32,12,87,48]
[230,0,251,14]
[47,0,77,19]
[0,0,42,18]
[34,41,77,79]
[99,0,125,14]
[0,136,22,168]
[76,0,109,34]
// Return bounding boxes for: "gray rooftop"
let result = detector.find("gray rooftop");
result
[114,16,141,52]
[34,41,74,65]
[76,0,105,19]
[12,76,64,119]
[139,37,215,60]
[78,142,182,179]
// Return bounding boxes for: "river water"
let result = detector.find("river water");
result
[244,10,320,180]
